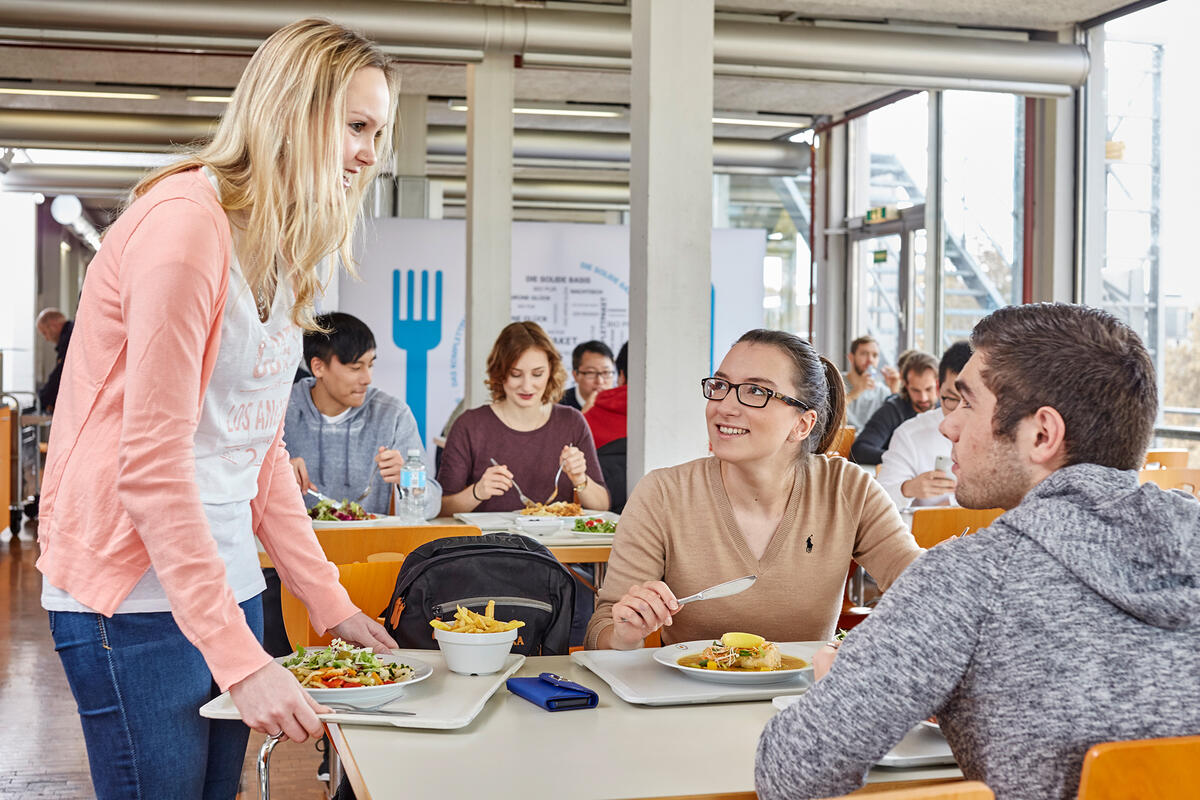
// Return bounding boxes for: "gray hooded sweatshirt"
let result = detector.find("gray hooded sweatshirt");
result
[756,463,1200,800]
[284,378,441,518]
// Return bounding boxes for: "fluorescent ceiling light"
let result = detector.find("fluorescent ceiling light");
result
[187,94,232,103]
[448,102,621,119]
[712,116,808,128]
[0,86,159,100]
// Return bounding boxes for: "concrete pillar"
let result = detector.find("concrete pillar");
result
[628,0,714,480]
[464,50,514,409]
[395,94,430,218]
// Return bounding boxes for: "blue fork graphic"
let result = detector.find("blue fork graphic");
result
[393,269,443,442]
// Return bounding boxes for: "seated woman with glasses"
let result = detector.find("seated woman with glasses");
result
[585,329,921,650]
[439,321,610,515]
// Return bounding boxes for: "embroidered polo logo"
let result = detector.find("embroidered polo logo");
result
[805,535,813,553]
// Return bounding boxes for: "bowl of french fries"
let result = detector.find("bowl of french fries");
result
[430,601,525,676]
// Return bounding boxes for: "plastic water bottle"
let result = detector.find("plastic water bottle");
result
[400,449,427,523]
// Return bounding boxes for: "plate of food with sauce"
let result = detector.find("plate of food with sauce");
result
[653,633,816,685]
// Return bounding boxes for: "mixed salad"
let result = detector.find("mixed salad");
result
[572,517,617,533]
[282,639,413,688]
[308,499,375,522]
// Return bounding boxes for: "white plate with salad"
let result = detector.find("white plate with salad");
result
[280,640,434,707]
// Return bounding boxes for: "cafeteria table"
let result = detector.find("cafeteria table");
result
[325,654,962,800]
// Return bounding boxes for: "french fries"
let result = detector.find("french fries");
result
[429,600,526,633]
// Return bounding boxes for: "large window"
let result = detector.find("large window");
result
[940,91,1025,347]
[848,93,929,366]
[845,91,1024,363]
[1082,2,1200,453]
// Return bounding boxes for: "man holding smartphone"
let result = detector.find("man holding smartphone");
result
[876,342,972,509]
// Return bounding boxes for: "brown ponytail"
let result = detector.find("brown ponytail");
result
[815,355,846,455]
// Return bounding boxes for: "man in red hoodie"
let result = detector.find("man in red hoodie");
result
[585,343,628,510]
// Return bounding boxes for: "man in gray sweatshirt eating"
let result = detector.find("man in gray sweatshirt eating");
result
[756,303,1200,800]
[285,312,442,519]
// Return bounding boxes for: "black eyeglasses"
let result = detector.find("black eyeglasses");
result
[576,369,615,379]
[939,394,961,411]
[700,377,811,410]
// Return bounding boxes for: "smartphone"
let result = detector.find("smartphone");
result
[934,455,953,474]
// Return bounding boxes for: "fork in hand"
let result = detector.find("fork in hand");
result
[544,442,574,504]
[354,460,378,504]
[490,458,533,506]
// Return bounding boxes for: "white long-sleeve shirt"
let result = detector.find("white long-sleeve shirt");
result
[875,406,955,510]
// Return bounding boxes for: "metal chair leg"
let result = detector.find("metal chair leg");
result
[258,732,284,800]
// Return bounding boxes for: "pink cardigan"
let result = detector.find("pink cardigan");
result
[37,169,358,691]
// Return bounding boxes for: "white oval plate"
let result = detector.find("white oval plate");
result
[279,653,434,708]
[310,514,406,529]
[653,640,817,685]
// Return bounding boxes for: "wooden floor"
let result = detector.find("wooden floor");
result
[1,521,328,800]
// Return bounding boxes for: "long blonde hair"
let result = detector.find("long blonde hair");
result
[135,18,398,330]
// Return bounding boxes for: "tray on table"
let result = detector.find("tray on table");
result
[200,650,525,730]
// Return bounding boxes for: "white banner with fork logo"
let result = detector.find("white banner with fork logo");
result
[340,219,764,454]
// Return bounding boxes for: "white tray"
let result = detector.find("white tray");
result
[311,514,408,530]
[879,724,957,768]
[453,510,616,532]
[770,696,957,768]
[571,643,822,706]
[199,650,525,730]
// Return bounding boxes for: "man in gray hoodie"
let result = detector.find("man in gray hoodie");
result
[756,303,1200,800]
[285,312,441,519]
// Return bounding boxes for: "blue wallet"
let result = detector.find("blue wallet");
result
[506,672,599,711]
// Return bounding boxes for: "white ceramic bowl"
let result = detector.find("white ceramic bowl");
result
[434,627,519,675]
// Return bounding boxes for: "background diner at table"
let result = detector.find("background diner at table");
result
[437,320,609,515]
[586,328,922,651]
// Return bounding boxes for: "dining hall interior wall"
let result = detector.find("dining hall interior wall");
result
[340,217,765,452]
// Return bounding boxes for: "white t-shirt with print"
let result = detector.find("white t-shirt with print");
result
[43,174,300,614]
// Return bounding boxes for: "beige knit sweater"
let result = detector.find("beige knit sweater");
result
[584,455,922,649]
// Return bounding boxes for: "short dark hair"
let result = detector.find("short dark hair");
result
[615,342,628,378]
[899,351,938,401]
[849,335,877,355]
[938,341,972,386]
[571,340,615,371]
[486,321,568,404]
[970,303,1157,471]
[305,312,376,370]
[734,329,846,455]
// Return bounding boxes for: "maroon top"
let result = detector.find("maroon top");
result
[437,404,607,512]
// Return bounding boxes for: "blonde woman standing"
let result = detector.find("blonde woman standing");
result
[38,20,398,798]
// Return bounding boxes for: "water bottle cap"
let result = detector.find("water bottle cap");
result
[406,449,421,457]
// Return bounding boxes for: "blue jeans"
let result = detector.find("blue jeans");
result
[49,596,264,800]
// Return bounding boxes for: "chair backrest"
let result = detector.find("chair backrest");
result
[819,781,994,800]
[1138,468,1200,497]
[909,506,1004,550]
[827,426,856,458]
[314,524,481,565]
[280,560,405,650]
[384,533,577,656]
[1143,448,1189,469]
[1077,735,1200,800]
[596,437,628,513]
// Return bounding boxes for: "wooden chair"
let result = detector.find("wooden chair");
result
[314,524,481,565]
[1077,735,1200,800]
[1137,468,1200,497]
[909,507,1004,550]
[1142,448,1189,469]
[280,560,405,650]
[827,426,856,458]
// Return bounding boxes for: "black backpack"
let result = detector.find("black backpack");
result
[383,533,577,656]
